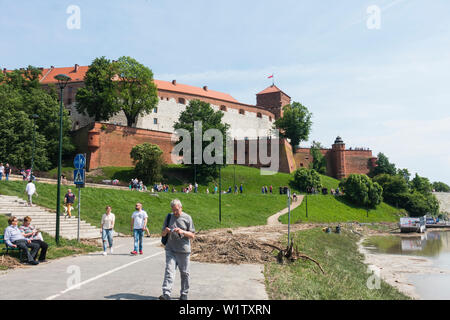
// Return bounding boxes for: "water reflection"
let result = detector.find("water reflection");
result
[365,231,450,258]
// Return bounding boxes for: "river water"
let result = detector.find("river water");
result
[364,230,450,300]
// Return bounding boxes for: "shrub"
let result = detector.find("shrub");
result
[291,168,322,192]
[339,174,383,208]
[130,143,164,185]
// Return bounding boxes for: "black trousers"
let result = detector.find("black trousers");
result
[13,240,40,262]
[31,240,48,261]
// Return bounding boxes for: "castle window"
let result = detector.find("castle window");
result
[269,116,272,122]
[68,98,72,105]
[239,109,245,115]
[257,112,262,118]
[154,118,158,124]
[160,96,164,100]
[178,98,186,104]
[220,105,227,112]
[153,107,158,113]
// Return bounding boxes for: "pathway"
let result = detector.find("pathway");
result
[266,195,304,225]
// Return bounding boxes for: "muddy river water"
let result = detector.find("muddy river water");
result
[364,230,450,299]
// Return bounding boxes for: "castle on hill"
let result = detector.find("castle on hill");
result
[2,64,377,178]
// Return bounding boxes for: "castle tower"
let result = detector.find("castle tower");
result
[332,136,346,180]
[256,85,291,120]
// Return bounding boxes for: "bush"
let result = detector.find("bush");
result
[130,143,164,185]
[396,192,440,217]
[339,174,383,208]
[373,174,408,205]
[291,168,322,192]
[433,182,450,193]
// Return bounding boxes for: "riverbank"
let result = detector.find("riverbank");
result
[358,233,450,300]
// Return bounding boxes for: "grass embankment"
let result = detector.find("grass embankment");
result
[0,215,100,270]
[0,180,287,235]
[280,195,406,224]
[264,228,410,300]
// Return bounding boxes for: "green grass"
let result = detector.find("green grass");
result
[280,195,407,224]
[0,215,100,268]
[264,228,410,300]
[0,180,288,235]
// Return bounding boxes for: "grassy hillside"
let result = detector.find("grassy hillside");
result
[0,180,287,235]
[280,194,407,224]
[265,228,409,300]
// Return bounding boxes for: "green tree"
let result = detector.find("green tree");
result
[373,174,408,206]
[173,99,230,183]
[114,56,159,127]
[411,173,433,194]
[274,102,312,148]
[309,141,327,174]
[291,168,322,192]
[339,174,383,208]
[0,67,74,170]
[433,181,450,193]
[75,56,120,121]
[370,153,396,177]
[397,168,411,185]
[130,143,164,185]
[397,191,439,217]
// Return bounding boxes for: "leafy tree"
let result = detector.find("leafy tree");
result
[433,181,450,193]
[339,174,383,208]
[370,153,396,177]
[75,56,119,121]
[309,141,327,174]
[411,173,433,194]
[396,191,440,217]
[373,174,408,205]
[291,168,322,192]
[0,67,74,170]
[114,56,159,127]
[173,99,230,183]
[130,143,164,185]
[274,102,312,148]
[396,168,411,185]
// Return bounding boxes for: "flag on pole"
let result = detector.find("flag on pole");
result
[268,74,273,79]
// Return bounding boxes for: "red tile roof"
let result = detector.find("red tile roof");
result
[256,85,290,98]
[39,66,88,84]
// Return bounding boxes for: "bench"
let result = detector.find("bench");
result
[0,234,23,261]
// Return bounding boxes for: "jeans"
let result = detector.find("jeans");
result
[162,250,191,297]
[5,173,8,181]
[102,229,113,251]
[133,229,144,252]
[13,239,40,262]
[31,240,48,261]
[0,173,2,180]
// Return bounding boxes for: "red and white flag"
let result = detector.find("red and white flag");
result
[268,74,273,79]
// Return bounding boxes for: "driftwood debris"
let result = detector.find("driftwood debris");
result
[262,242,325,274]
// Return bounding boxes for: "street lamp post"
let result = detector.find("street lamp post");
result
[30,114,39,177]
[54,74,71,244]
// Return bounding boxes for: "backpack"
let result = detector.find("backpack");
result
[161,213,173,245]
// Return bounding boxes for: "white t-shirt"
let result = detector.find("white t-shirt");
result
[132,210,148,229]
[26,183,36,195]
[101,213,115,230]
[0,166,4,174]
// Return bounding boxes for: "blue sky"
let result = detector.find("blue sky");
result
[1,0,449,184]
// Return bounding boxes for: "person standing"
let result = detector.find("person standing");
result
[240,184,243,194]
[130,202,148,255]
[4,216,40,265]
[25,180,38,206]
[64,189,76,218]
[19,216,48,262]
[160,199,195,301]
[214,185,218,194]
[101,206,115,256]
[4,164,10,181]
[0,163,4,180]
[194,182,198,193]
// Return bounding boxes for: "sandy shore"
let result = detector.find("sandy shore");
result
[358,237,450,299]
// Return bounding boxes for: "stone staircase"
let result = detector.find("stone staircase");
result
[0,195,101,240]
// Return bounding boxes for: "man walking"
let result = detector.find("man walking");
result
[160,199,195,301]
[4,163,11,181]
[64,189,76,218]
[130,202,147,255]
[4,216,40,265]
[25,180,38,206]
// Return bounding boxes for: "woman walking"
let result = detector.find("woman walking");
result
[101,206,115,256]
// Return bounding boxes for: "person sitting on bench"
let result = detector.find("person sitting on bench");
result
[4,216,40,265]
[19,216,48,262]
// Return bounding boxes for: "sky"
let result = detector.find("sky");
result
[1,0,449,184]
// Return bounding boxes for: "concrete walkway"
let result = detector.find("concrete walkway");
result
[266,195,304,225]
[0,237,267,300]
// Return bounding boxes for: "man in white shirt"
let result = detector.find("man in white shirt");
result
[25,180,38,206]
[130,202,148,255]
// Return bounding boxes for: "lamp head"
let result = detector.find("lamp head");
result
[54,74,71,89]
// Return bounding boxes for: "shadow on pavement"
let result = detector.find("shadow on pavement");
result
[105,293,159,300]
